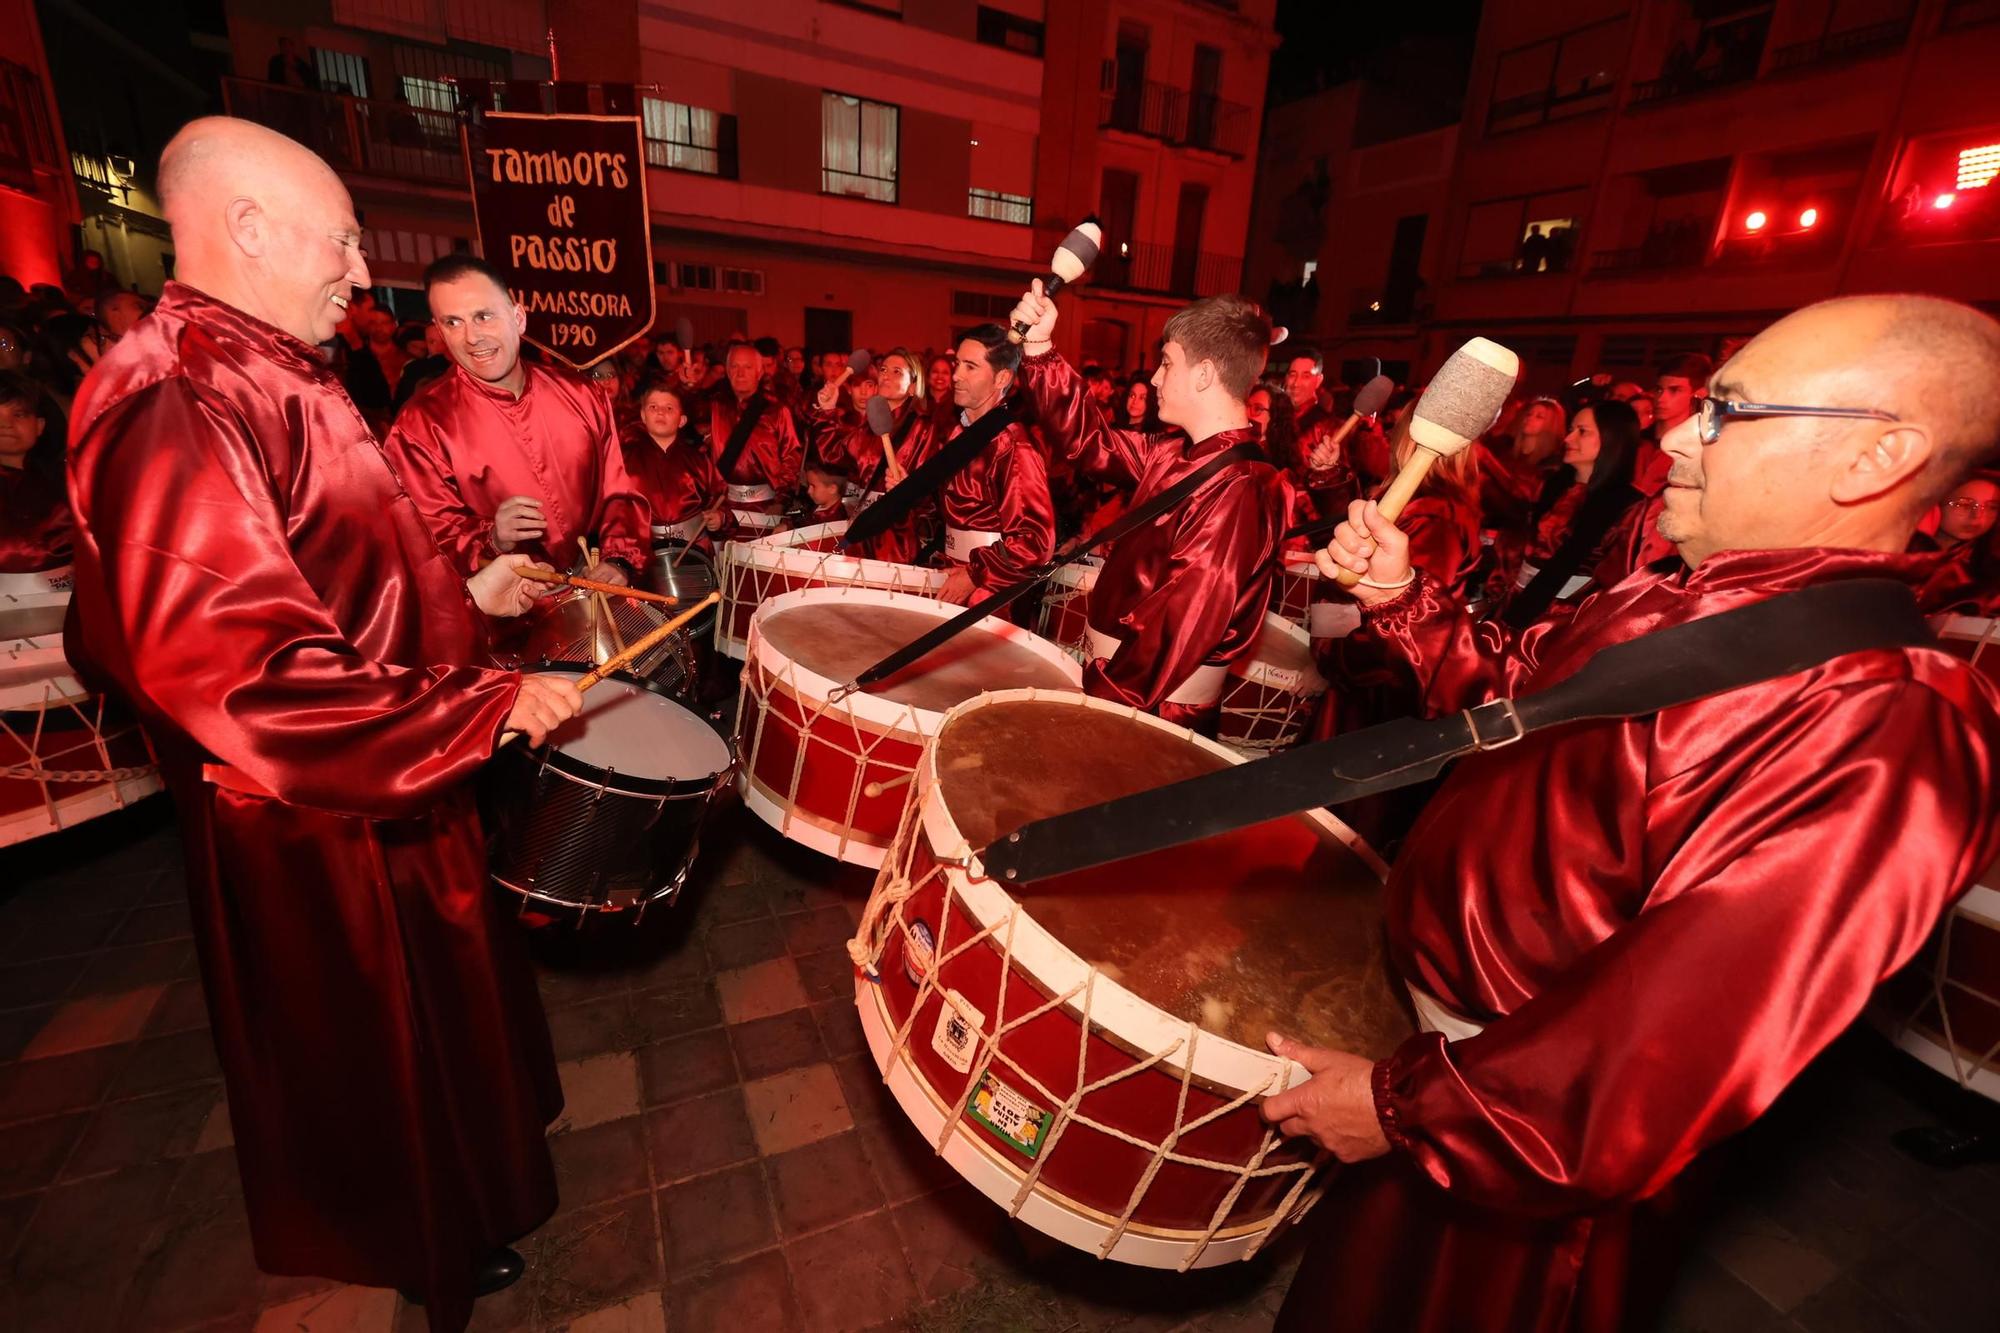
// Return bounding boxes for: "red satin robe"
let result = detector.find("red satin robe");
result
[63,284,558,1333]
[937,410,1056,596]
[1916,536,2000,615]
[384,362,650,573]
[1593,494,1677,587]
[1292,402,1359,522]
[704,389,804,498]
[621,427,724,529]
[0,463,73,571]
[812,398,940,563]
[1279,546,2000,1333]
[1020,352,1282,732]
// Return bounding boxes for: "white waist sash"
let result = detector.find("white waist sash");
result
[1514,560,1592,600]
[1406,983,1486,1041]
[653,514,707,545]
[727,482,776,505]
[1083,624,1228,709]
[944,526,1002,563]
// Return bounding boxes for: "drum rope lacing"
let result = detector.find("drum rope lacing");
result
[719,535,947,656]
[740,647,925,864]
[849,784,1325,1270]
[0,696,159,838]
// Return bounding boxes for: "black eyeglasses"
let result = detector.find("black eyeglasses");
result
[1696,397,1899,446]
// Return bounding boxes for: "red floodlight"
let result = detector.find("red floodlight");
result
[1798,207,1820,228]
[1744,209,1769,231]
[1935,193,1957,210]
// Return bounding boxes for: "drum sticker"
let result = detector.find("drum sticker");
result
[967,1071,1050,1160]
[902,919,936,987]
[931,989,984,1074]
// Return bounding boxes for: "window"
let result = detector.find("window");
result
[721,267,765,295]
[952,291,1016,320]
[643,97,730,177]
[977,7,1045,57]
[822,92,899,204]
[400,76,454,113]
[1487,18,1622,133]
[968,188,1033,225]
[668,262,717,291]
[1459,188,1590,277]
[313,48,370,99]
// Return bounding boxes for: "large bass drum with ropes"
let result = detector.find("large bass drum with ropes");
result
[848,690,1408,1268]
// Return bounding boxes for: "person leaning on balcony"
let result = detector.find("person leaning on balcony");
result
[265,37,318,90]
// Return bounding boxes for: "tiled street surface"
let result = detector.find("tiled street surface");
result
[2,796,1997,1332]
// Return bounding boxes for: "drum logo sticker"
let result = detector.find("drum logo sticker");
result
[931,989,983,1074]
[902,919,936,987]
[967,1071,1050,1160]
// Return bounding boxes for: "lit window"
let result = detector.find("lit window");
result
[822,93,899,203]
[1956,143,2000,190]
[400,76,454,113]
[642,98,723,176]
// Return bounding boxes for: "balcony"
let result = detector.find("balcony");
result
[1766,14,1913,74]
[1628,11,1773,108]
[1098,63,1252,158]
[1588,221,1712,276]
[1096,243,1240,298]
[222,78,464,189]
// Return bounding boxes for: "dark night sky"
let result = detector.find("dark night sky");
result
[1268,0,1485,114]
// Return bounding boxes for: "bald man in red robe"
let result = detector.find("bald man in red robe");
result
[384,254,649,583]
[705,341,804,536]
[64,118,583,1332]
[1011,285,1283,735]
[1271,294,2000,1332]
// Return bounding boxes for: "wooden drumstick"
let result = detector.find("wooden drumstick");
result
[862,772,917,799]
[498,592,721,748]
[516,566,682,606]
[1327,338,1518,588]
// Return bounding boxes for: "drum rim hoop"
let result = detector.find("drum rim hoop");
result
[523,666,734,793]
[910,687,1390,1096]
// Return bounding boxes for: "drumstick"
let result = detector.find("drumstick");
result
[1325,338,1518,588]
[498,592,721,748]
[516,566,682,606]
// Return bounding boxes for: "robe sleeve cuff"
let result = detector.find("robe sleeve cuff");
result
[1371,1054,1411,1154]
[1358,569,1432,625]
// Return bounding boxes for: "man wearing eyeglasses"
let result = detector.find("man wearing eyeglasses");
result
[1266,294,2000,1332]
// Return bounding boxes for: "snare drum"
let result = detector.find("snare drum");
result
[1217,614,1327,757]
[736,587,1080,867]
[488,671,734,920]
[717,520,948,661]
[1932,614,2000,685]
[1033,559,1101,666]
[1872,857,2000,1103]
[520,587,699,700]
[1268,559,1320,631]
[850,692,1407,1268]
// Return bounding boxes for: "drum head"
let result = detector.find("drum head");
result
[1251,615,1314,678]
[937,698,1408,1058]
[759,600,1076,713]
[533,670,732,793]
[648,542,720,604]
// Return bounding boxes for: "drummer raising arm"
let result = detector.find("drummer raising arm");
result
[934,324,1056,607]
[1009,283,1284,736]
[1261,294,2000,1333]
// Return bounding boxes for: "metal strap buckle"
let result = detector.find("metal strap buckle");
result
[1463,698,1525,752]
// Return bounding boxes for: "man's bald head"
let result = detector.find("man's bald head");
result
[1658,293,2000,567]
[156,117,369,345]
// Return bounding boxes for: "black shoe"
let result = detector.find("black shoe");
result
[1893,1125,2000,1168]
[398,1246,527,1306]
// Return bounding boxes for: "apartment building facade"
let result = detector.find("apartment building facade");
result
[207,0,1274,365]
[1255,0,2000,395]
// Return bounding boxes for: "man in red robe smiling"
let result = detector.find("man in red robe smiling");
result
[385,254,649,583]
[63,117,583,1331]
[1267,294,2000,1331]
[1009,284,1283,736]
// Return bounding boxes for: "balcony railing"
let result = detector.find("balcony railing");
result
[222,77,464,188]
[1629,13,1773,108]
[1766,15,1913,73]
[1098,63,1252,158]
[1587,225,1712,276]
[1486,80,1616,132]
[1096,243,1241,298]
[968,188,1033,225]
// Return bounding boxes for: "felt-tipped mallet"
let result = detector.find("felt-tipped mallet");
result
[1008,220,1103,345]
[1323,338,1519,588]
